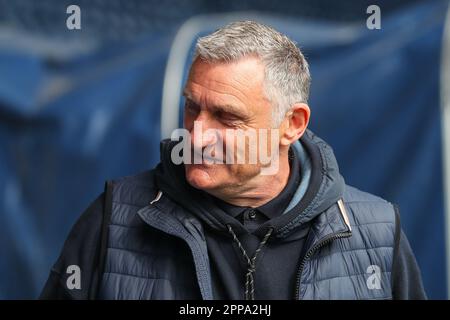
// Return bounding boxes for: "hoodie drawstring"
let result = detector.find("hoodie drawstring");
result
[227,224,274,300]
[150,191,163,204]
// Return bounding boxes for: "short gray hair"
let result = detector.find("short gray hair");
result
[194,20,311,126]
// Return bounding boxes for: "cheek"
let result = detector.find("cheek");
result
[185,164,232,187]
[185,165,212,189]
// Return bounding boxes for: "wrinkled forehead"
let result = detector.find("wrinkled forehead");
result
[184,57,269,111]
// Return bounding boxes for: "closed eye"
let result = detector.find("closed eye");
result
[213,108,247,127]
[215,110,239,121]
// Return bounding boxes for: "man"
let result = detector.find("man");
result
[40,21,426,300]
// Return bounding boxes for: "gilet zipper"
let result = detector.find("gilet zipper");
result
[294,231,352,300]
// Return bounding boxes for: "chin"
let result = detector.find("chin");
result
[185,165,218,190]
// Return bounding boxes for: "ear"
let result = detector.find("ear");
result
[279,103,310,146]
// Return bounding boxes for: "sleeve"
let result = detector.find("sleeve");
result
[39,192,105,299]
[391,209,427,300]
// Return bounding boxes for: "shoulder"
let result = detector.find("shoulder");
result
[40,169,159,299]
[343,184,389,204]
[111,169,157,190]
[342,184,397,227]
[109,169,159,207]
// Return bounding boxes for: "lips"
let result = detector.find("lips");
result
[191,149,225,164]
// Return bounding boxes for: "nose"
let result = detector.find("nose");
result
[191,123,219,150]
[189,112,218,149]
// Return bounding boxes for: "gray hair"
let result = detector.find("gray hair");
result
[194,20,311,126]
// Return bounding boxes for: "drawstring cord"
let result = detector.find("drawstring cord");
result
[150,191,163,204]
[151,191,274,300]
[227,224,274,300]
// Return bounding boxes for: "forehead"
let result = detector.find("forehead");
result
[184,56,267,107]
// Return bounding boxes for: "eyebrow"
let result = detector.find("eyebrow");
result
[182,90,193,100]
[182,90,249,120]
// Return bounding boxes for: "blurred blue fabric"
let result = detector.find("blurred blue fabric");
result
[0,0,447,299]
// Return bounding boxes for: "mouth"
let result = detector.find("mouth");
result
[191,149,225,164]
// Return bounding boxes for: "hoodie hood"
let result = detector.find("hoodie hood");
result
[154,129,345,239]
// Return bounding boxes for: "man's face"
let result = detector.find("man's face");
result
[182,56,276,194]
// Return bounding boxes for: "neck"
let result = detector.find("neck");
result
[210,150,291,208]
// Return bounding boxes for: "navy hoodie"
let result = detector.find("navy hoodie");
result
[40,134,427,299]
